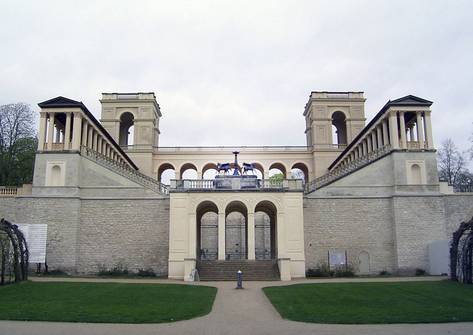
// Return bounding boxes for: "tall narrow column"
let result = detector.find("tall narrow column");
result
[47,113,55,150]
[409,125,415,142]
[424,111,434,149]
[371,131,377,151]
[388,111,400,149]
[218,212,226,260]
[382,119,389,147]
[92,132,97,151]
[376,125,382,150]
[72,113,82,150]
[37,112,47,151]
[366,136,372,153]
[416,111,424,149]
[188,213,196,259]
[88,127,93,149]
[247,211,255,260]
[64,112,72,149]
[81,121,88,147]
[399,111,407,149]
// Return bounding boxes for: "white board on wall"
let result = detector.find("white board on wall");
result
[16,224,48,263]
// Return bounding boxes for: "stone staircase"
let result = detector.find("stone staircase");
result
[197,260,279,281]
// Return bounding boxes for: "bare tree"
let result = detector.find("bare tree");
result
[437,138,468,187]
[0,103,37,186]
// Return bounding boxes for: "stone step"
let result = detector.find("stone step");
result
[197,260,279,281]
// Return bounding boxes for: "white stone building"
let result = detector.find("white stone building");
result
[1,91,472,280]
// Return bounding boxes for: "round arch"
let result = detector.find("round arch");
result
[268,162,287,178]
[332,111,347,146]
[180,163,198,179]
[254,200,278,260]
[291,162,309,183]
[119,112,135,146]
[202,162,218,179]
[157,163,176,184]
[196,201,219,260]
[225,200,248,260]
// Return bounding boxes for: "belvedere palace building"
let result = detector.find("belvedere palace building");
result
[1,91,473,280]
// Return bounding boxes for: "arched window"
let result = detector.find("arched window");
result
[268,162,286,179]
[180,163,198,180]
[332,111,347,147]
[202,163,218,179]
[291,162,309,183]
[119,112,134,146]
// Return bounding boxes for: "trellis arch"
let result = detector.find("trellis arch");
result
[0,218,29,285]
[450,216,473,284]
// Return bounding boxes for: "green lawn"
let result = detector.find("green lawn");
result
[263,281,473,324]
[0,281,217,323]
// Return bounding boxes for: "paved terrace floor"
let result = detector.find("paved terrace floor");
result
[1,276,472,335]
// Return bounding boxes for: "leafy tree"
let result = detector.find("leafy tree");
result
[0,103,37,186]
[269,173,284,182]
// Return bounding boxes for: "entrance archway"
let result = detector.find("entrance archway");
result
[196,201,219,260]
[254,201,277,260]
[225,201,248,260]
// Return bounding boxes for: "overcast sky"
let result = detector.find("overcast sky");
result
[1,1,472,152]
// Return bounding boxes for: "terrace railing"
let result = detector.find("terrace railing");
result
[171,178,304,192]
[306,144,392,193]
[80,146,169,195]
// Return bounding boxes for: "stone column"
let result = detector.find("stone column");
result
[55,125,61,143]
[72,113,82,150]
[97,138,103,154]
[64,112,72,149]
[87,127,93,149]
[81,121,88,147]
[409,125,415,142]
[218,212,226,260]
[399,111,407,149]
[376,125,382,149]
[388,111,399,149]
[247,211,255,260]
[188,212,196,259]
[366,136,372,153]
[47,113,55,150]
[197,171,203,180]
[371,131,377,151]
[37,112,47,151]
[424,111,434,149]
[382,119,389,146]
[416,111,424,148]
[92,131,97,151]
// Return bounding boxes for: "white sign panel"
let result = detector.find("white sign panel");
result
[16,224,48,263]
[328,250,347,269]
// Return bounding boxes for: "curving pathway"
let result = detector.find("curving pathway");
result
[1,277,472,335]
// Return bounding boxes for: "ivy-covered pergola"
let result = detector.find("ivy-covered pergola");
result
[450,216,473,284]
[0,218,29,285]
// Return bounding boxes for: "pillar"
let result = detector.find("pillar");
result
[218,212,226,260]
[197,171,203,180]
[64,112,72,149]
[47,113,55,150]
[416,111,424,148]
[188,213,196,259]
[247,211,255,260]
[388,111,399,149]
[409,125,415,142]
[382,119,389,147]
[376,125,382,150]
[371,131,377,151]
[366,136,372,153]
[97,138,103,154]
[399,111,407,149]
[81,121,88,147]
[38,112,47,151]
[72,113,82,150]
[424,111,434,149]
[87,127,93,149]
[92,132,97,151]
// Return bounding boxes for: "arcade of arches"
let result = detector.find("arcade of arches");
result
[169,192,305,281]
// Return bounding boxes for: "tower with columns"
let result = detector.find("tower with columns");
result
[303,91,367,177]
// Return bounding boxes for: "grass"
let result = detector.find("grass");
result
[263,281,473,324]
[0,281,217,323]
